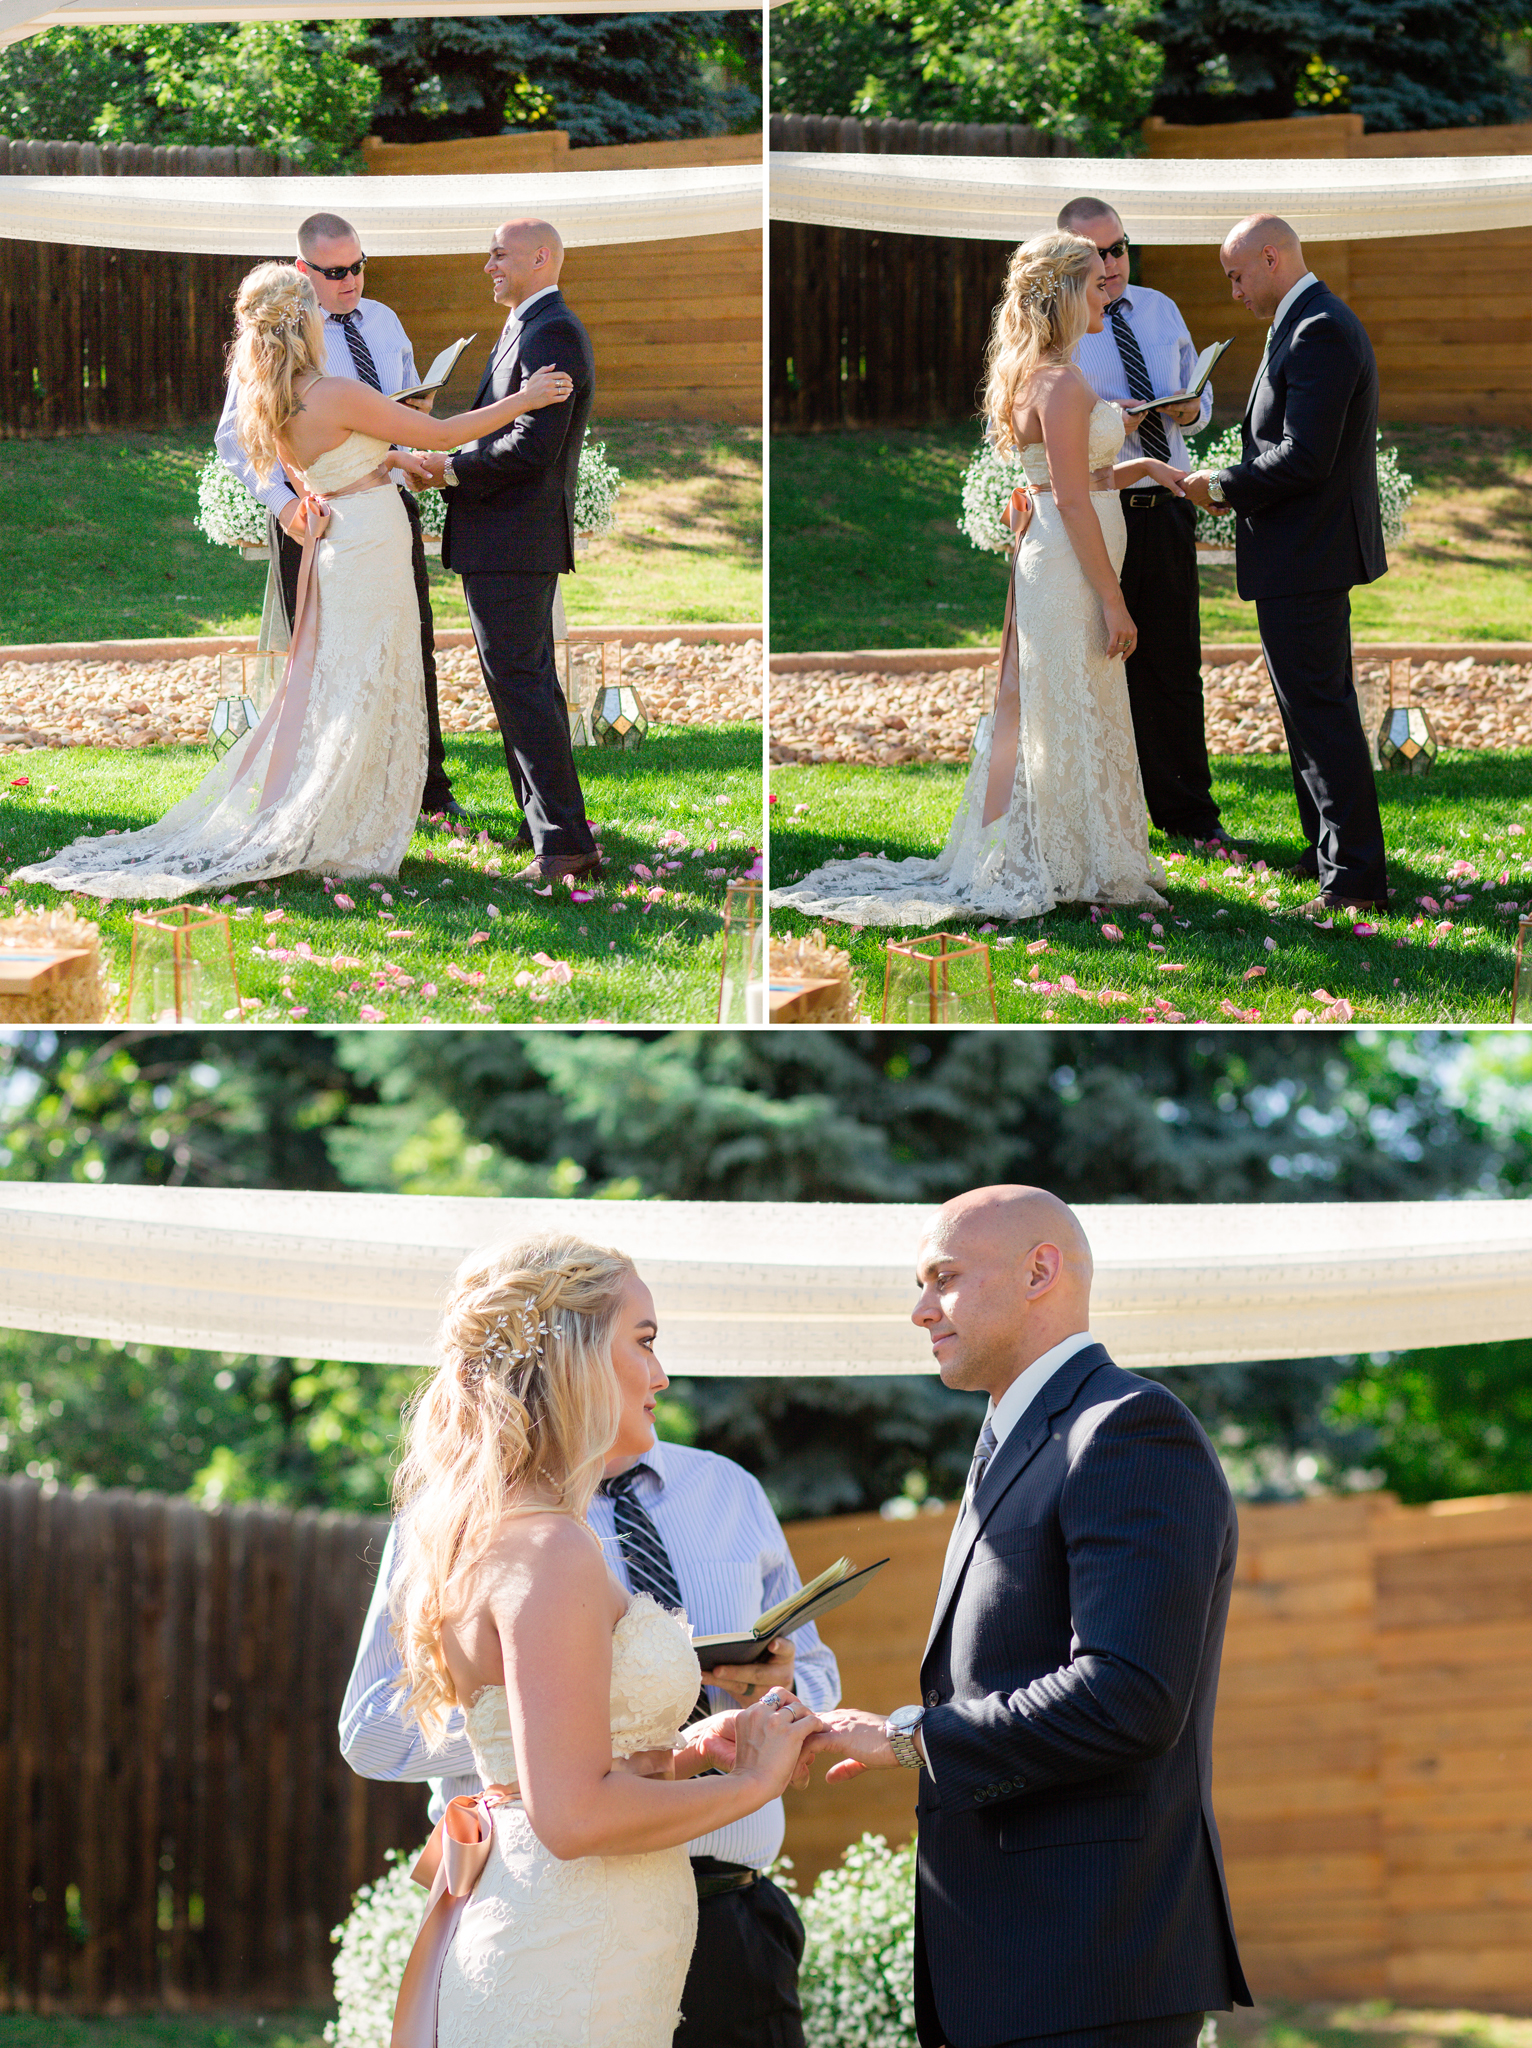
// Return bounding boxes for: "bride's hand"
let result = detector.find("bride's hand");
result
[1141,460,1189,496]
[291,492,331,542]
[391,449,435,488]
[521,363,574,410]
[1103,595,1137,662]
[730,1689,822,1795]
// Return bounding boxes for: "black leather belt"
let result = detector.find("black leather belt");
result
[1123,486,1176,509]
[691,1856,759,1900]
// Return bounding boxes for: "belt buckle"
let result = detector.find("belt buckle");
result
[1127,490,1159,509]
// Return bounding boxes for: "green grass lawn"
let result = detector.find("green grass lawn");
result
[770,751,1532,1024]
[1,421,760,646]
[769,422,1532,652]
[0,2017,329,2048]
[1,730,760,1024]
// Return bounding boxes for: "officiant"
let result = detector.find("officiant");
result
[1060,197,1232,850]
[214,210,465,821]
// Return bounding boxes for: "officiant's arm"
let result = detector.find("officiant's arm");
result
[1209,318,1358,514]
[443,321,584,501]
[338,1521,478,1785]
[216,370,301,529]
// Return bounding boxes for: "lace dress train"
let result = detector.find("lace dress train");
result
[12,432,427,902]
[771,400,1167,926]
[435,1594,700,2048]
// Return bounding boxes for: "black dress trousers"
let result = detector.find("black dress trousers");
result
[673,1870,807,2048]
[1117,493,1221,840]
[461,568,596,857]
[272,488,453,811]
[1255,586,1388,902]
[997,2014,1207,2048]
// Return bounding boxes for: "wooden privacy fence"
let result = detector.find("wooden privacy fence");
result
[0,1477,420,2011]
[0,140,296,438]
[785,1487,1532,2011]
[1138,113,1532,429]
[361,130,762,425]
[769,113,1078,430]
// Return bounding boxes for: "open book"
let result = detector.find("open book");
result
[692,1556,889,1670]
[1131,336,1232,413]
[393,335,477,406]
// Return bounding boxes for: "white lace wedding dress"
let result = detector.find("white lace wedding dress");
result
[12,431,426,901]
[437,1593,701,2048]
[772,400,1168,926]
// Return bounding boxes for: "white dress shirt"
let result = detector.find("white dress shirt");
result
[984,1329,1096,1452]
[215,293,419,515]
[1270,270,1320,343]
[509,284,559,323]
[337,1438,841,1870]
[1074,283,1213,467]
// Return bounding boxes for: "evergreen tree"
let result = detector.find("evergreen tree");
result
[1147,0,1532,131]
[359,12,760,147]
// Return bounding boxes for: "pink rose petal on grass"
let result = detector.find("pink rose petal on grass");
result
[570,888,595,903]
[420,982,437,999]
[1352,922,1379,938]
[468,931,491,945]
[1263,936,1278,951]
[530,884,554,897]
[1026,938,1050,955]
[1100,924,1123,941]
[359,1004,385,1023]
[263,908,286,924]
[1218,1001,1261,1022]
[9,777,28,788]
[1156,961,1187,972]
[333,893,355,911]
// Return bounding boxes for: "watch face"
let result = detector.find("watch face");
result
[887,1706,924,1735]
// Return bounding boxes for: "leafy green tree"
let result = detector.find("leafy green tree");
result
[1147,0,1532,131]
[0,23,379,169]
[359,12,761,147]
[770,0,1164,154]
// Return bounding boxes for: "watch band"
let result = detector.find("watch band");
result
[443,457,459,488]
[886,1709,925,1770]
[1206,475,1228,507]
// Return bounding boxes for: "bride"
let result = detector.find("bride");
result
[773,230,1182,928]
[13,264,569,903]
[387,1232,821,2048]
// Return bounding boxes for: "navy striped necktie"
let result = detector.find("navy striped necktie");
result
[601,1467,709,1724]
[1106,298,1171,463]
[331,310,382,392]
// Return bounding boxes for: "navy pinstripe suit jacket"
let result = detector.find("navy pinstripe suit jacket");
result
[913,1344,1252,2048]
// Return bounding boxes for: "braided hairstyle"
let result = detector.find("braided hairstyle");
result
[982,231,1099,456]
[228,262,326,484]
[389,1231,637,1743]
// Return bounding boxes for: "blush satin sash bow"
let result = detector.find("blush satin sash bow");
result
[231,488,330,815]
[390,1788,517,2048]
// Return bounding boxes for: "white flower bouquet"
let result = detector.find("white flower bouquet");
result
[796,1833,919,2048]
[1192,424,1414,546]
[959,438,1027,556]
[196,434,623,549]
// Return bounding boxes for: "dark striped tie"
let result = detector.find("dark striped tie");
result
[1106,298,1171,463]
[331,310,382,392]
[601,1467,710,1724]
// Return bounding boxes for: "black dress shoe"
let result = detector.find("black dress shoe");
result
[1197,822,1243,853]
[419,796,474,827]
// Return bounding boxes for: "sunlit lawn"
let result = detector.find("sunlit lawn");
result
[1,730,761,1024]
[769,751,1532,1024]
[769,423,1532,652]
[0,2017,329,2048]
[1,421,760,646]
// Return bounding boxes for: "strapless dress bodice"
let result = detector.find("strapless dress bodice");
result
[1019,398,1125,487]
[304,431,395,493]
[463,1593,702,1791]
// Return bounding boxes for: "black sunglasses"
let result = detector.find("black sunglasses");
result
[1094,236,1130,261]
[306,255,367,280]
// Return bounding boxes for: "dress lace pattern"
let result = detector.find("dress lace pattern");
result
[11,432,427,903]
[438,1595,702,2048]
[771,400,1168,927]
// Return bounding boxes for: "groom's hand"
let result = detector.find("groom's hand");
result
[801,1707,902,1783]
[411,452,450,487]
[1181,472,1217,511]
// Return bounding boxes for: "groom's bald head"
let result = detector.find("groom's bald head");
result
[914,1186,1093,1399]
[1220,213,1309,319]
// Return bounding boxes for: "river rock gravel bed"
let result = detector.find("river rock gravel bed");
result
[768,658,1532,767]
[0,636,762,754]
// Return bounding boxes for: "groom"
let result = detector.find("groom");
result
[806,1187,1251,2048]
[414,218,601,883]
[1183,215,1389,915]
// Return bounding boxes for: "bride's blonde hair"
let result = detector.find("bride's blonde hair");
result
[983,231,1100,455]
[229,262,326,484]
[388,1231,637,1744]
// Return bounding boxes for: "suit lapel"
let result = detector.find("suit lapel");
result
[921,1343,1112,1662]
[1244,279,1325,423]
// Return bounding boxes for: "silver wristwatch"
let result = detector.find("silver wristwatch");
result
[443,457,459,488]
[1206,474,1228,507]
[885,1704,926,1770]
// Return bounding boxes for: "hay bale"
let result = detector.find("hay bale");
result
[0,905,108,1023]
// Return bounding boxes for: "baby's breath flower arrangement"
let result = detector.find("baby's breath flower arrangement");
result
[572,437,623,547]
[959,439,1027,556]
[195,456,270,548]
[795,1832,919,2048]
[1193,425,1414,546]
[324,1846,426,2048]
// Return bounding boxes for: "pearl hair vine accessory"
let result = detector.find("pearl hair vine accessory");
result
[460,1296,561,1388]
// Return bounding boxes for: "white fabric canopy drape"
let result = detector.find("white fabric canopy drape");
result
[2,1186,1528,1374]
[769,149,1532,244]
[0,163,762,253]
[1,0,758,48]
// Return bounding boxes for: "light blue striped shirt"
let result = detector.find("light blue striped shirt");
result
[337,1439,841,1870]
[1073,282,1214,469]
[214,293,419,515]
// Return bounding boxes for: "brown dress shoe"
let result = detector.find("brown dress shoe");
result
[1297,891,1388,919]
[510,850,604,885]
